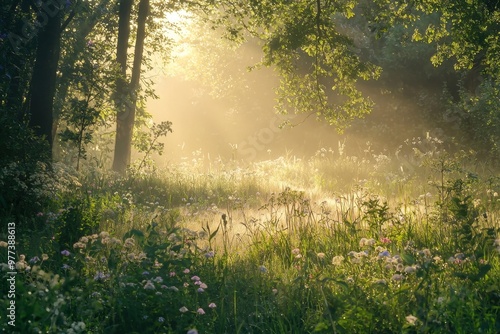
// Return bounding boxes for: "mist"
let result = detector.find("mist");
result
[142,16,342,166]
[143,15,458,168]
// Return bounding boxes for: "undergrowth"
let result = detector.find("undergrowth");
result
[1,143,499,333]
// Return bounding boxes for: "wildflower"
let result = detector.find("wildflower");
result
[381,237,391,244]
[61,250,70,256]
[200,282,208,289]
[42,254,49,261]
[153,276,163,283]
[332,255,344,265]
[127,253,136,261]
[37,212,44,217]
[205,251,215,258]
[79,236,89,243]
[291,248,300,255]
[433,256,442,263]
[197,288,205,293]
[420,248,432,257]
[29,256,40,264]
[70,322,86,332]
[15,261,27,270]
[359,238,367,247]
[365,238,376,246]
[191,275,201,281]
[110,237,122,245]
[347,251,357,257]
[99,231,110,239]
[346,277,354,284]
[187,330,198,334]
[259,265,268,273]
[391,274,404,281]
[373,279,387,285]
[94,271,109,281]
[62,264,71,270]
[143,281,155,290]
[378,250,391,258]
[356,251,368,258]
[404,266,417,274]
[124,238,135,248]
[0,241,7,248]
[169,271,176,277]
[272,288,278,294]
[197,308,205,315]
[406,315,418,326]
[183,268,190,274]
[158,317,165,323]
[169,286,179,292]
[316,252,326,259]
[142,271,150,276]
[73,242,86,249]
[179,306,188,313]
[183,282,189,288]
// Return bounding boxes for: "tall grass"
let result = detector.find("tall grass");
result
[1,140,499,333]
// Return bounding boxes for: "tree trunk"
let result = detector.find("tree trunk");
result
[28,1,62,151]
[111,0,133,173]
[112,0,149,174]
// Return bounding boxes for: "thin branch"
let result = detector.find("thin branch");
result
[60,9,76,32]
[289,110,316,127]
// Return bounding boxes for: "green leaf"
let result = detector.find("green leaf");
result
[123,229,145,245]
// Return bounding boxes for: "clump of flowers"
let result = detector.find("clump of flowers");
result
[332,255,344,265]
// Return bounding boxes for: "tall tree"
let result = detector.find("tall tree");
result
[112,0,150,173]
[28,0,75,151]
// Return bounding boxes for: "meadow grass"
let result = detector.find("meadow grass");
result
[1,142,499,333]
